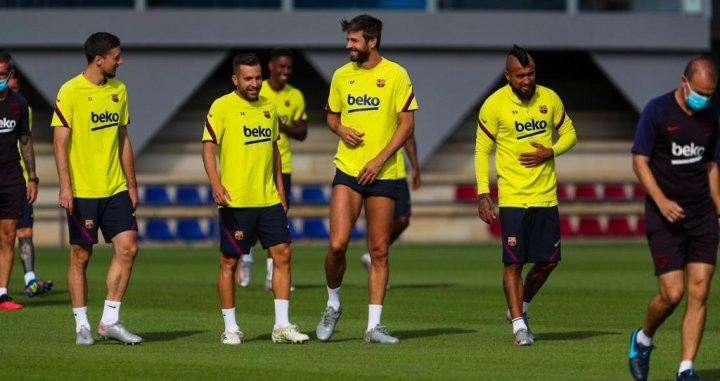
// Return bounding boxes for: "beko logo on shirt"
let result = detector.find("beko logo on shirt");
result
[244,125,272,145]
[671,142,704,165]
[347,94,380,113]
[91,111,119,123]
[0,117,17,131]
[514,119,547,140]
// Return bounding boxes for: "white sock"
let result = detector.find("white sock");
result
[679,360,693,374]
[0,287,7,296]
[221,307,239,332]
[326,286,341,310]
[243,248,254,264]
[274,299,290,329]
[511,317,527,334]
[266,257,274,282]
[367,304,383,331]
[24,271,36,284]
[100,300,121,325]
[636,329,653,346]
[73,306,90,332]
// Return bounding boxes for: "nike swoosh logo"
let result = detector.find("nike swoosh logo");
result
[108,305,117,309]
[666,125,680,132]
[553,240,560,247]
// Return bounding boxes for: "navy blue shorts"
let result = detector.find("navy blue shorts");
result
[67,190,137,245]
[218,203,291,256]
[394,180,411,218]
[332,169,401,199]
[281,173,292,207]
[500,206,561,264]
[645,204,718,276]
[0,183,25,220]
[18,196,33,228]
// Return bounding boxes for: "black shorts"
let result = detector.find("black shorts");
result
[218,203,290,256]
[67,190,137,245]
[281,173,292,208]
[645,205,718,276]
[0,183,25,220]
[499,206,561,264]
[18,196,33,228]
[394,180,411,218]
[332,169,401,199]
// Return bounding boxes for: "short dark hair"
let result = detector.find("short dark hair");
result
[270,48,294,62]
[232,53,261,72]
[684,56,718,82]
[341,14,383,49]
[508,44,532,67]
[0,50,14,72]
[84,32,120,63]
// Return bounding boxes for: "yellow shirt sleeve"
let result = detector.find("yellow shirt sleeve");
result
[292,90,308,122]
[475,98,498,195]
[550,94,576,157]
[394,69,418,113]
[272,105,280,142]
[327,74,342,113]
[203,99,224,144]
[51,85,73,128]
[120,86,130,126]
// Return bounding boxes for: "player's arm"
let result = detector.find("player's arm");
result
[53,127,73,214]
[632,154,684,222]
[404,134,421,190]
[272,140,287,212]
[357,111,414,186]
[18,104,37,204]
[520,99,576,168]
[279,119,307,141]
[118,126,138,209]
[708,161,720,217]
[327,111,363,147]
[475,121,496,225]
[202,142,230,207]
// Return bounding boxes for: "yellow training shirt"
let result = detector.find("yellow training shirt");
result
[326,58,418,180]
[475,84,576,207]
[203,92,281,208]
[259,80,307,174]
[18,105,32,183]
[51,74,130,198]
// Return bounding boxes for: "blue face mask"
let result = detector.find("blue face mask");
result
[684,80,710,111]
[0,78,8,92]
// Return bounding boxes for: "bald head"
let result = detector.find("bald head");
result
[684,56,718,84]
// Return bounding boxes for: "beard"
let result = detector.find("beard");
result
[103,68,117,79]
[350,48,370,64]
[511,83,536,101]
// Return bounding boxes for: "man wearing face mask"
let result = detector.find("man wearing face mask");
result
[475,45,576,346]
[628,57,720,381]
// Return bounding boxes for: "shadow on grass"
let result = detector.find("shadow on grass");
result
[141,330,207,342]
[534,331,620,341]
[394,327,476,340]
[388,283,454,290]
[250,332,359,343]
[697,369,720,381]
[24,299,69,307]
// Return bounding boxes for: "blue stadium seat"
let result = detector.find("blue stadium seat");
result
[176,186,204,205]
[176,218,209,241]
[143,186,172,205]
[289,220,302,240]
[302,218,329,239]
[300,185,327,204]
[145,219,175,241]
[205,186,216,205]
[351,224,365,239]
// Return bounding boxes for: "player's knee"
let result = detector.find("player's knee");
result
[394,216,409,231]
[661,287,685,306]
[70,246,92,265]
[687,282,710,304]
[368,244,389,261]
[328,240,348,258]
[271,245,291,267]
[117,243,139,261]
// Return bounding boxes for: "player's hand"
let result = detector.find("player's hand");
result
[411,168,421,190]
[281,199,288,213]
[59,184,73,214]
[128,186,139,210]
[477,193,496,224]
[357,157,384,186]
[657,197,685,223]
[339,125,364,147]
[212,183,231,207]
[26,182,38,205]
[519,142,554,168]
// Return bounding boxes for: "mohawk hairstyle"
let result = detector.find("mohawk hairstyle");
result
[508,44,531,67]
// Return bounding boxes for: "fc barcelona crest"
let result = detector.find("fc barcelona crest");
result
[234,230,244,240]
[376,79,385,88]
[539,105,547,114]
[507,236,517,247]
[85,219,95,229]
[112,94,119,102]
[263,110,271,119]
[284,100,290,107]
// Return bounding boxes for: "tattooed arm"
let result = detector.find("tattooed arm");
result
[19,135,37,204]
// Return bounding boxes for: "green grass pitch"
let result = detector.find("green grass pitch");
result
[2,242,719,380]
